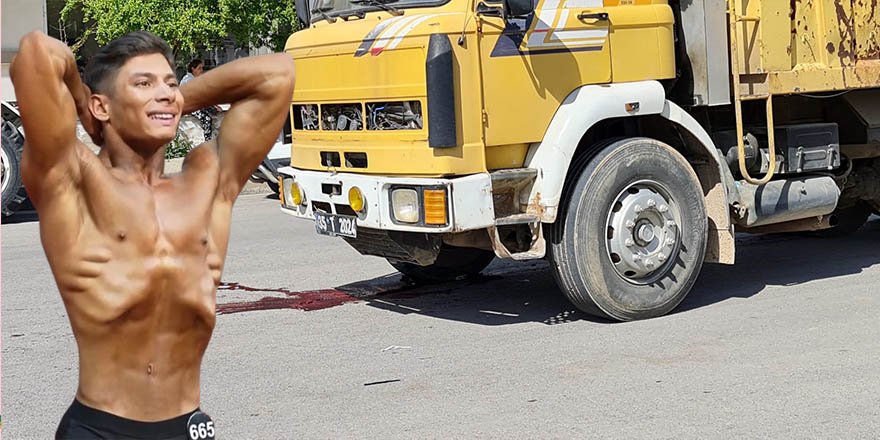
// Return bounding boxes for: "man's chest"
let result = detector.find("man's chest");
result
[86,190,211,249]
[73,162,230,248]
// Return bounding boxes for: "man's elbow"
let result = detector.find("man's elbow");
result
[11,31,44,75]
[266,54,296,93]
[13,31,64,77]
[17,30,50,55]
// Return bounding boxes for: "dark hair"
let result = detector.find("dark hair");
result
[188,59,204,72]
[84,31,174,95]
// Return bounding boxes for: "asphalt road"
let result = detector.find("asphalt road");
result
[3,193,879,439]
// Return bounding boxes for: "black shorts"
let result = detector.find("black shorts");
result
[56,399,208,440]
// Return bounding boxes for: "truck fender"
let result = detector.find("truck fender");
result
[523,80,736,263]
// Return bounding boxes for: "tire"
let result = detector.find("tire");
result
[815,203,871,237]
[390,244,495,284]
[548,137,708,321]
[2,123,27,217]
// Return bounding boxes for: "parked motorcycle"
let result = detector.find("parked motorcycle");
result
[2,100,29,217]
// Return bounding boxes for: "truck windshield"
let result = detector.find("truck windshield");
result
[310,0,446,22]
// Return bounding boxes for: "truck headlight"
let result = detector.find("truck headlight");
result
[391,188,419,223]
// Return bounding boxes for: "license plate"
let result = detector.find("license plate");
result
[314,212,357,238]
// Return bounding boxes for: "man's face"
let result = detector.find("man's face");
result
[101,53,183,151]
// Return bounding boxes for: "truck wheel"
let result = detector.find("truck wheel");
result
[390,245,495,284]
[549,138,708,321]
[2,124,27,217]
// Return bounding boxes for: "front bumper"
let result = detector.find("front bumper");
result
[277,167,496,233]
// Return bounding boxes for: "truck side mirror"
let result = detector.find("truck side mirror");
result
[503,0,533,18]
[295,0,311,28]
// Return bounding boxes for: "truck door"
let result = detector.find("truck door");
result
[477,0,613,147]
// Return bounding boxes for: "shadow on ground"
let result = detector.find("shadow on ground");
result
[360,261,597,325]
[679,219,880,312]
[199,215,880,324]
[360,218,880,324]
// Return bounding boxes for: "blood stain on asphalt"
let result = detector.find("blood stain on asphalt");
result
[215,279,408,315]
[216,288,358,314]
[215,274,501,315]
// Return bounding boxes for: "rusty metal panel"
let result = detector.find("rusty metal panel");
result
[831,0,857,66]
[730,0,880,97]
[853,0,880,60]
[759,1,791,72]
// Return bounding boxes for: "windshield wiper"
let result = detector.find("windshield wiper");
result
[350,0,404,16]
[312,7,338,23]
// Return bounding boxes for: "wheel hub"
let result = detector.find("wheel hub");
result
[606,181,682,283]
[635,221,655,246]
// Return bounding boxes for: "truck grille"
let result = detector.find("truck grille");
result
[293,104,319,130]
[292,101,424,132]
[366,101,423,130]
[321,103,363,131]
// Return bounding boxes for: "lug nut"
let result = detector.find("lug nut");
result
[666,220,676,228]
[658,253,667,262]
[666,238,675,247]
[625,239,635,247]
[647,199,656,207]
[632,254,641,262]
[646,259,655,268]
[634,204,643,214]
[659,204,668,213]
[626,220,636,229]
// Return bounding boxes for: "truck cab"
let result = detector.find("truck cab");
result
[278,0,880,320]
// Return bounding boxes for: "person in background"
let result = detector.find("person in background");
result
[181,59,219,141]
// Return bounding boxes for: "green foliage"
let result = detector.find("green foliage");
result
[220,1,298,55]
[165,131,194,159]
[61,0,297,62]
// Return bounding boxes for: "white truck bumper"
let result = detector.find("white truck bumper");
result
[277,167,497,233]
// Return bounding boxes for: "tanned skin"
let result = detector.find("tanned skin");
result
[10,31,295,421]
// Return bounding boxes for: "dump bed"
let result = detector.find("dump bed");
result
[680,0,880,106]
[733,0,880,98]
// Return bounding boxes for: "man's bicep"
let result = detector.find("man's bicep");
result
[11,34,80,169]
[10,33,78,166]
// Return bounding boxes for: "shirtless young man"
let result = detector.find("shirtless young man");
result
[10,30,295,439]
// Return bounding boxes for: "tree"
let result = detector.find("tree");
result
[220,0,297,55]
[61,0,297,63]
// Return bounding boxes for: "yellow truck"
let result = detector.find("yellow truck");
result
[277,0,880,320]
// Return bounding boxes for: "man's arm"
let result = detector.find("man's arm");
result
[180,54,295,201]
[10,31,98,192]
